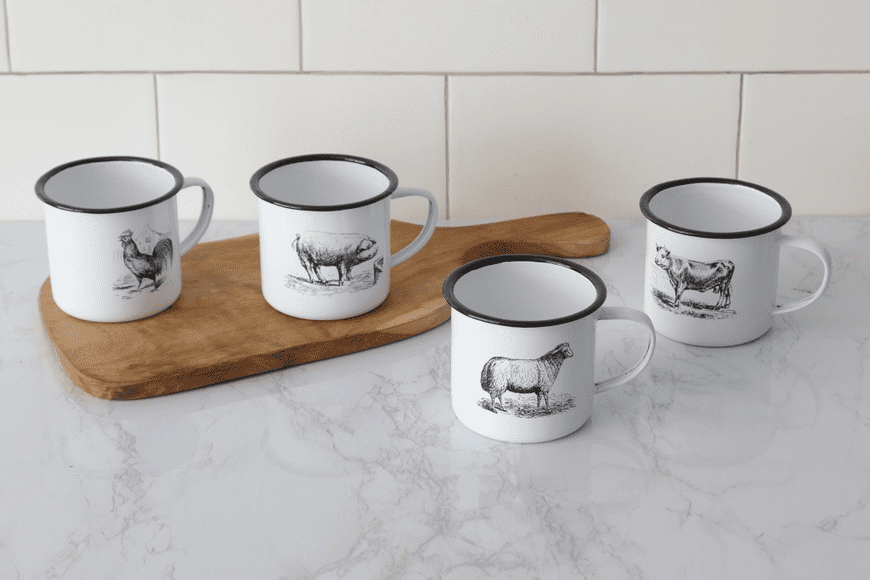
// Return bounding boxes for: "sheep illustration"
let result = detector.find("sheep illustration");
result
[480,343,573,413]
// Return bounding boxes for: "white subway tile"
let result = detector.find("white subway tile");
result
[449,75,740,219]
[599,0,870,72]
[7,0,298,72]
[302,0,594,72]
[157,74,446,222]
[739,74,870,216]
[0,74,158,220]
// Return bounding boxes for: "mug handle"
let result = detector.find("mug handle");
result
[772,235,832,315]
[389,187,439,266]
[178,177,215,256]
[594,306,656,394]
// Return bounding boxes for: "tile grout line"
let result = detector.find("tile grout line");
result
[153,73,162,160]
[735,73,744,179]
[2,69,870,77]
[297,0,303,72]
[444,75,450,219]
[593,0,599,72]
[3,0,11,71]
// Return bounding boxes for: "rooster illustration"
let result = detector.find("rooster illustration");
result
[118,229,173,291]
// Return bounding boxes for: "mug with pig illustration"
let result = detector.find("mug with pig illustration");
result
[251,154,438,320]
[640,177,832,347]
[35,156,214,323]
[442,255,656,443]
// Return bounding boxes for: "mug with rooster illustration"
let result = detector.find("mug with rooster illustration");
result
[35,156,214,322]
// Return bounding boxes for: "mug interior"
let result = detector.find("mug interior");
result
[255,158,394,209]
[449,259,603,324]
[644,180,789,236]
[39,158,181,212]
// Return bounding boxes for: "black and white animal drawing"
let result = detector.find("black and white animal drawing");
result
[292,231,379,286]
[118,229,173,292]
[653,244,735,311]
[480,343,573,413]
[373,256,385,286]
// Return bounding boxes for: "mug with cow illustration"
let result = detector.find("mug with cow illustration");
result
[35,156,214,322]
[640,177,832,347]
[443,255,656,443]
[251,154,438,320]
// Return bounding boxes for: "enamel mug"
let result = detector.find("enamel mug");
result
[640,177,832,347]
[251,154,438,320]
[35,156,214,323]
[443,255,656,443]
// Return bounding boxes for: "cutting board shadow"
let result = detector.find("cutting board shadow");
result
[39,212,610,400]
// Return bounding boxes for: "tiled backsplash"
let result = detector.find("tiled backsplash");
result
[2,0,868,221]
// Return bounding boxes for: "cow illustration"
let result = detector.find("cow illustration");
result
[653,244,734,310]
[292,231,379,285]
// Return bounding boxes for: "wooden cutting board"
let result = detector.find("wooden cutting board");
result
[39,213,609,400]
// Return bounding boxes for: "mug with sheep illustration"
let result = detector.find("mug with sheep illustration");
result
[443,255,657,443]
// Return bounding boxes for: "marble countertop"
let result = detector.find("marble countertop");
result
[1,217,868,579]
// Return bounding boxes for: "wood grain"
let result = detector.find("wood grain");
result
[39,213,610,400]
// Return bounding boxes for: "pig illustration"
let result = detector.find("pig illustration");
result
[292,231,379,285]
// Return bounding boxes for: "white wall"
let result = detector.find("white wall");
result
[2,0,869,222]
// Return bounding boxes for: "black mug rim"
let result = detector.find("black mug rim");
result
[250,153,400,212]
[639,177,792,239]
[35,156,185,215]
[442,254,608,328]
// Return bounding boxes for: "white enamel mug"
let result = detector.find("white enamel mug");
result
[640,177,832,347]
[251,154,438,320]
[443,255,656,444]
[35,156,214,323]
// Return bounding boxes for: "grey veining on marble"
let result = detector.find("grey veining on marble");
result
[0,217,868,579]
